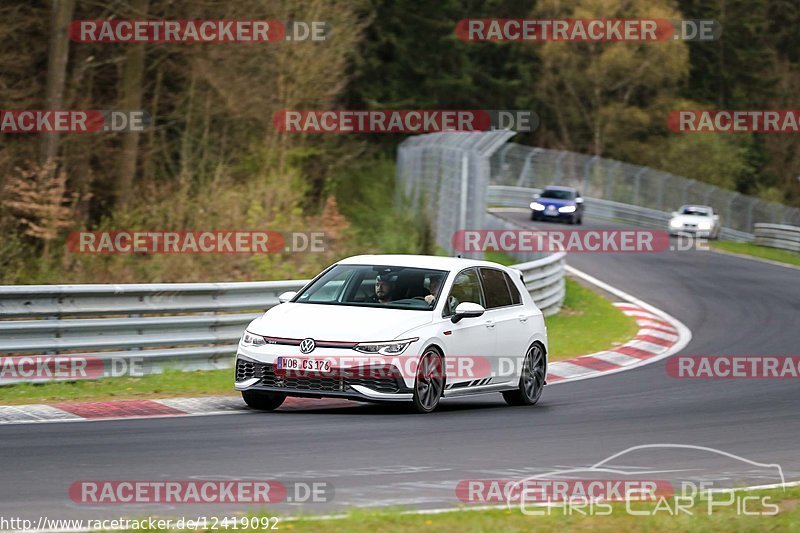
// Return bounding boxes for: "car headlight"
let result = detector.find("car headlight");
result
[698,221,712,230]
[669,219,682,228]
[353,338,418,355]
[241,331,267,347]
[558,205,576,213]
[530,202,545,211]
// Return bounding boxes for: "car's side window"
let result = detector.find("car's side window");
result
[443,268,484,316]
[503,271,522,305]
[478,268,513,309]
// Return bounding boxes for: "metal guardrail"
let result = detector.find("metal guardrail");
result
[488,185,754,242]
[0,280,309,384]
[754,223,800,253]
[491,143,800,234]
[0,255,565,384]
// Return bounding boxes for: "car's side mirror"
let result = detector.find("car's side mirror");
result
[575,197,584,204]
[451,302,485,323]
[278,291,297,304]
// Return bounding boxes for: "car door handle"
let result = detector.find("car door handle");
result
[518,315,529,323]
[484,320,495,329]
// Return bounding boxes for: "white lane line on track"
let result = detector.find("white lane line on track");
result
[637,328,680,342]
[545,264,693,386]
[0,404,82,423]
[152,396,244,413]
[590,351,643,366]
[546,361,599,378]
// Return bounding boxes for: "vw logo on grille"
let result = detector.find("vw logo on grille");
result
[299,338,316,354]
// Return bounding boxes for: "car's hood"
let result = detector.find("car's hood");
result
[246,303,433,341]
[536,197,575,207]
[671,214,713,225]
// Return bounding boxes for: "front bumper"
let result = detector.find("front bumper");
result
[532,210,576,221]
[669,225,713,237]
[234,355,413,402]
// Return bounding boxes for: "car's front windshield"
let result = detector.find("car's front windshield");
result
[540,189,575,200]
[681,206,710,216]
[294,264,448,310]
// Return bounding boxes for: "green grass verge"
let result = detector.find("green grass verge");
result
[712,240,800,268]
[0,368,236,406]
[0,257,638,405]
[274,486,800,532]
[546,278,638,361]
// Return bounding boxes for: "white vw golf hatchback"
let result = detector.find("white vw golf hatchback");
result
[235,255,548,413]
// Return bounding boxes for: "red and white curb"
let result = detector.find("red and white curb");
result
[0,396,355,425]
[546,302,680,383]
[0,266,690,425]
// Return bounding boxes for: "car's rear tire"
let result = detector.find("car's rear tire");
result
[503,343,546,406]
[242,390,287,411]
[412,348,444,413]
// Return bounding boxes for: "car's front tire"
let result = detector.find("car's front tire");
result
[242,390,287,411]
[412,348,444,413]
[503,343,546,406]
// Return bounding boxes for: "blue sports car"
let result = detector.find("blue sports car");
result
[530,186,584,224]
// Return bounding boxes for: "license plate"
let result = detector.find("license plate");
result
[546,205,557,213]
[276,357,332,373]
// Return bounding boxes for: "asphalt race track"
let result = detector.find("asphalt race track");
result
[1,212,798,520]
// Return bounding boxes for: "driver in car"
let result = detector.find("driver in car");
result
[424,274,444,305]
[374,274,396,304]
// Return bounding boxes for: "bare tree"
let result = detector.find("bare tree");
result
[40,0,75,165]
[116,0,149,207]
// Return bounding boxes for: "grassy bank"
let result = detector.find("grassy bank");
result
[712,240,800,268]
[546,278,638,361]
[0,369,235,405]
[277,485,799,532]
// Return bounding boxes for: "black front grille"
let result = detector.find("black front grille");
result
[348,377,401,394]
[236,359,256,381]
[237,357,405,394]
[264,363,343,391]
